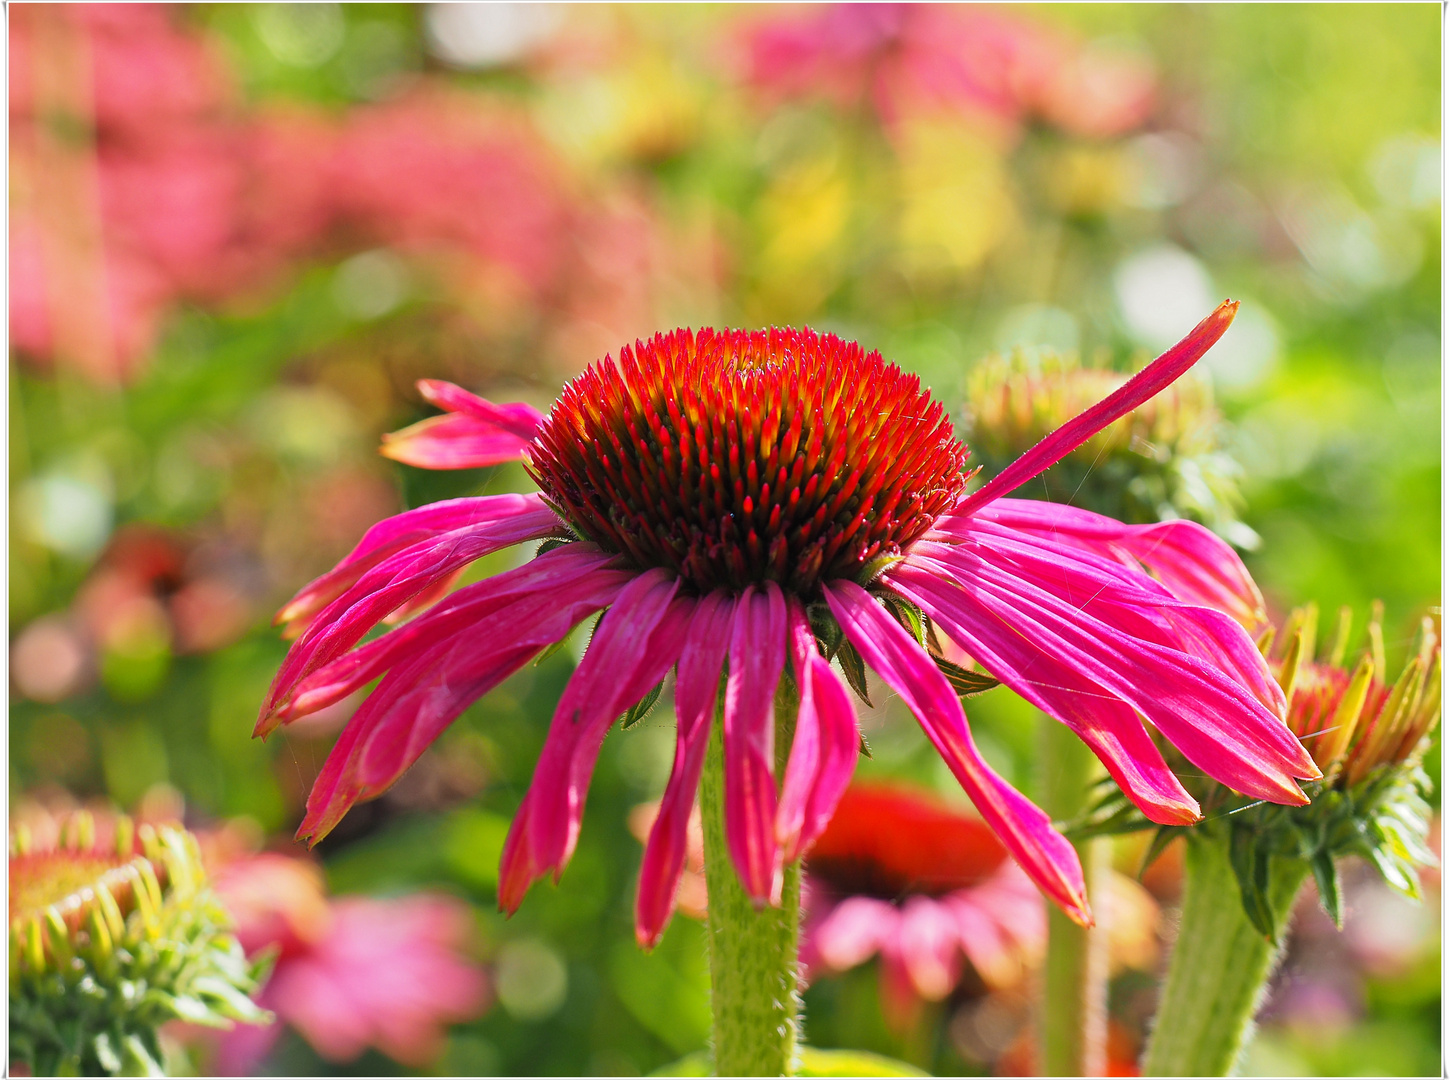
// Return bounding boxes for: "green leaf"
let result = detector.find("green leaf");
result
[837,642,873,706]
[1311,849,1342,927]
[621,680,666,730]
[798,1047,929,1076]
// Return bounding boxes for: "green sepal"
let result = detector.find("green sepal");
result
[933,654,1001,697]
[621,679,666,730]
[881,594,927,647]
[836,642,873,706]
[1228,825,1276,940]
[1310,849,1342,927]
[535,536,575,556]
[1139,824,1184,880]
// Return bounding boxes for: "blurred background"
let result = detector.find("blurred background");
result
[9,4,1440,1076]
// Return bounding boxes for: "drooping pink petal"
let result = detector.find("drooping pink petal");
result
[259,498,562,735]
[282,545,626,721]
[885,560,1200,826]
[777,598,861,863]
[960,497,1268,631]
[380,380,545,470]
[636,590,736,948]
[894,895,964,1000]
[813,895,897,971]
[296,557,627,844]
[954,300,1239,516]
[899,544,1318,804]
[823,580,1091,925]
[723,582,790,905]
[924,516,1284,715]
[275,494,561,634]
[500,571,692,914]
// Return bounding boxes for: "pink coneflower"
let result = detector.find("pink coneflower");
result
[258,301,1319,945]
[801,784,1045,1026]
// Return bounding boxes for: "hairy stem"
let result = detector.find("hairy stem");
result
[1141,829,1308,1076]
[699,681,802,1077]
[1039,717,1108,1076]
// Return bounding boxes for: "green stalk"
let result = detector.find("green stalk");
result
[699,681,802,1077]
[1141,829,1309,1076]
[1039,718,1108,1076]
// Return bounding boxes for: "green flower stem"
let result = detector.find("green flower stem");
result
[1141,829,1310,1076]
[1039,717,1108,1076]
[699,681,802,1077]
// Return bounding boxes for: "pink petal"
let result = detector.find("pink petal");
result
[379,380,545,471]
[900,544,1318,803]
[813,895,897,971]
[416,379,545,438]
[723,582,790,905]
[636,590,736,948]
[275,494,560,633]
[895,896,964,1000]
[283,546,626,721]
[923,518,1284,716]
[823,580,1091,926]
[259,498,561,735]
[962,498,1268,632]
[954,300,1239,516]
[885,561,1200,826]
[499,571,691,913]
[777,598,861,863]
[296,562,620,845]
[380,413,536,470]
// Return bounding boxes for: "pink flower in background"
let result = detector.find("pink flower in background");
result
[259,300,1318,948]
[802,784,1045,1026]
[210,854,489,1074]
[329,91,576,303]
[742,4,1155,140]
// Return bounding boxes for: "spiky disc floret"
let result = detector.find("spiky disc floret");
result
[529,327,969,594]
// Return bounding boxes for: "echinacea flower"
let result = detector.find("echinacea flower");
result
[8,811,266,1077]
[801,784,1045,1025]
[258,301,1319,946]
[207,853,489,1074]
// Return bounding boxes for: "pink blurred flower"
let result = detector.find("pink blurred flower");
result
[211,854,489,1074]
[742,4,1154,141]
[328,90,576,302]
[802,784,1045,1028]
[258,301,1318,950]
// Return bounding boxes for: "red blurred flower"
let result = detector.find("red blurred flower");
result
[209,854,489,1074]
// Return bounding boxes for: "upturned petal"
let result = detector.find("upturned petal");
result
[954,299,1238,516]
[379,380,545,470]
[823,580,1092,926]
